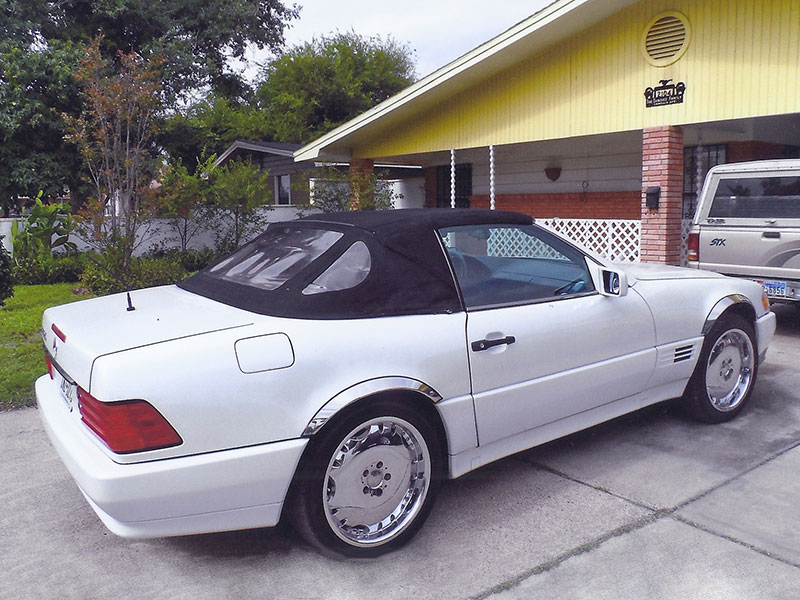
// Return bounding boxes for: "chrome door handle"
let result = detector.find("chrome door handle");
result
[471,336,516,352]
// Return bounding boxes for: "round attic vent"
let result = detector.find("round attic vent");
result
[642,12,691,66]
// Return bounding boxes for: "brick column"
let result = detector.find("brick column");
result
[641,126,684,265]
[424,167,438,208]
[349,158,374,210]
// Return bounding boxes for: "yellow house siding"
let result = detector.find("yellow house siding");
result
[354,0,800,159]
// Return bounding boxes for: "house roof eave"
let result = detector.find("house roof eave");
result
[216,140,301,167]
[294,0,638,162]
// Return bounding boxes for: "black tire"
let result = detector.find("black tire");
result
[683,313,758,423]
[288,400,443,558]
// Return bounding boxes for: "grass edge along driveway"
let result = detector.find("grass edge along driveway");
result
[0,283,91,410]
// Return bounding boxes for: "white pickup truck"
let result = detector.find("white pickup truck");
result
[688,159,800,305]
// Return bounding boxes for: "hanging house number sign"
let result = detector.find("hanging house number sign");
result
[644,79,686,107]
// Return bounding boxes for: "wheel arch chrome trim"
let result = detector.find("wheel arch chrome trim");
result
[702,294,755,335]
[302,377,443,437]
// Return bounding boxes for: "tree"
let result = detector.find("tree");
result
[158,156,213,252]
[306,166,398,212]
[158,154,272,253]
[0,41,85,215]
[256,31,416,143]
[13,0,298,100]
[0,0,297,210]
[206,158,272,252]
[66,39,163,266]
[158,95,274,174]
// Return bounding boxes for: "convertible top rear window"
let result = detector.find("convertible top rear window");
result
[207,228,343,290]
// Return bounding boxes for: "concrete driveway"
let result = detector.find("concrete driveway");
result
[2,306,799,600]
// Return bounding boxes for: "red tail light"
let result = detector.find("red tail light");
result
[77,388,182,454]
[687,233,699,262]
[51,323,67,342]
[44,353,54,379]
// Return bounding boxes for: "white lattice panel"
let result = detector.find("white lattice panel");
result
[540,218,641,263]
[680,219,692,267]
[486,228,563,259]
[442,218,642,262]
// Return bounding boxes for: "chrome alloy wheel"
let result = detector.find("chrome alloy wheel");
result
[705,328,754,412]
[323,416,431,547]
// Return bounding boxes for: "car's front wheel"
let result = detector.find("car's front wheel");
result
[683,313,758,423]
[289,400,442,558]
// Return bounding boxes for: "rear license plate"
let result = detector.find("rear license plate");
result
[58,373,77,412]
[761,280,787,297]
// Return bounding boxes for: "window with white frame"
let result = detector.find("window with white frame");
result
[275,174,291,205]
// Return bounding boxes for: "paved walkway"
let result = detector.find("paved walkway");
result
[1,306,798,600]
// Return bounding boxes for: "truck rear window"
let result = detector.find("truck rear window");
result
[709,176,800,219]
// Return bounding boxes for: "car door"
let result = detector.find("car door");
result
[439,223,657,446]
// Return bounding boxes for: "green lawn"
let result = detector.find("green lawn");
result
[0,284,91,410]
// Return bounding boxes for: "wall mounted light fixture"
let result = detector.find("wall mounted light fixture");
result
[544,167,561,182]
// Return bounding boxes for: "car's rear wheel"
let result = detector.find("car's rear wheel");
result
[289,400,442,558]
[683,313,758,423]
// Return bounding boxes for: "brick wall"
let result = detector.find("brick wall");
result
[641,126,684,265]
[424,167,437,208]
[349,158,374,209]
[469,191,641,219]
[727,140,798,163]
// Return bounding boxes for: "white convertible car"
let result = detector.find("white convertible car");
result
[37,209,776,557]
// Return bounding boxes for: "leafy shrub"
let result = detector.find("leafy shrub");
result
[0,235,13,306]
[178,247,217,272]
[135,257,188,288]
[79,261,121,296]
[12,193,77,258]
[145,246,217,273]
[10,192,80,288]
[80,255,188,296]
[12,253,88,285]
[305,165,398,212]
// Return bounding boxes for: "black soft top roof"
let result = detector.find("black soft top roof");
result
[179,209,534,319]
[299,208,532,232]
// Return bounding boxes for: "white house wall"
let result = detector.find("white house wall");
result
[464,135,643,197]
[390,178,426,209]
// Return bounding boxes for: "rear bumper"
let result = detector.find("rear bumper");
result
[755,311,777,365]
[36,375,307,539]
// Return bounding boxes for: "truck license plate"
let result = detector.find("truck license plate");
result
[761,280,787,297]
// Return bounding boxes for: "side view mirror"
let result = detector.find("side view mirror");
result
[603,270,626,295]
[587,261,628,297]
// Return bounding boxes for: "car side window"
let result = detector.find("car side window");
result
[439,224,595,309]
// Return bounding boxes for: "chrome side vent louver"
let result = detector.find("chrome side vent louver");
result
[674,345,693,363]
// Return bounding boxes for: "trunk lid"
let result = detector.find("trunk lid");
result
[42,285,254,389]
